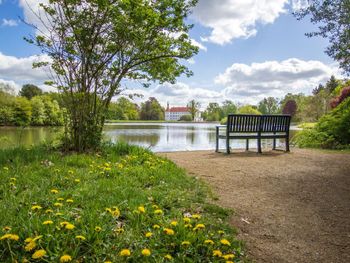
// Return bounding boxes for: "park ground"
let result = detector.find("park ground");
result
[160,148,350,263]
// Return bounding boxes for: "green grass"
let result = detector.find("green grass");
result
[0,143,243,262]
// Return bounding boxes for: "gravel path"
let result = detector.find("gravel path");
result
[159,149,350,263]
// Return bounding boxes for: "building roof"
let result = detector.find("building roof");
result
[166,107,190,113]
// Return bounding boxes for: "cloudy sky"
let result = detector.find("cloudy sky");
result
[0,0,342,107]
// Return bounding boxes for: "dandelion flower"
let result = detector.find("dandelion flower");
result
[32,249,46,259]
[213,250,222,257]
[170,221,178,226]
[204,239,214,245]
[141,248,151,256]
[43,220,53,225]
[226,261,234,263]
[54,202,63,207]
[154,209,163,215]
[0,234,19,241]
[65,224,75,230]
[111,208,120,217]
[164,254,173,260]
[223,254,235,260]
[145,232,153,238]
[181,241,190,246]
[114,228,124,234]
[60,221,69,227]
[31,205,42,211]
[25,241,36,251]
[75,235,86,241]
[104,261,112,263]
[45,209,53,213]
[220,239,231,246]
[152,224,160,229]
[218,230,225,235]
[66,199,74,203]
[138,206,146,213]
[2,226,11,231]
[183,217,191,223]
[152,204,159,209]
[163,228,175,235]
[184,224,193,228]
[50,189,59,194]
[119,249,131,257]
[192,214,201,219]
[60,254,72,262]
[55,212,63,216]
[95,226,102,232]
[74,179,80,183]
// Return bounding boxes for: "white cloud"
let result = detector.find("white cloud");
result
[192,0,307,45]
[19,0,49,34]
[0,79,21,93]
[0,52,51,86]
[190,38,207,52]
[1,19,19,27]
[215,58,341,103]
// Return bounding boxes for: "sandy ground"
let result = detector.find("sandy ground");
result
[159,149,350,263]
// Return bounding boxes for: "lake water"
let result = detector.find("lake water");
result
[0,123,300,152]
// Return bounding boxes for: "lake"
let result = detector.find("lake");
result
[0,123,300,152]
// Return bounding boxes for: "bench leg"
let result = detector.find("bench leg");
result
[246,139,249,151]
[286,137,290,152]
[273,138,276,150]
[257,138,262,154]
[215,130,219,152]
[226,138,230,154]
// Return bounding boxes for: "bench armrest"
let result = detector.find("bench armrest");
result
[216,125,226,128]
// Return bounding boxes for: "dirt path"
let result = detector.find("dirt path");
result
[159,149,350,263]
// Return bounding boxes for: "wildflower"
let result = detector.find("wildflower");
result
[50,189,59,194]
[55,212,63,216]
[145,232,153,238]
[75,235,86,241]
[192,214,201,219]
[25,241,37,251]
[163,228,175,235]
[68,170,74,174]
[164,254,173,260]
[213,250,223,257]
[204,239,214,245]
[104,261,112,263]
[66,199,74,203]
[111,207,120,217]
[43,220,53,225]
[138,206,146,213]
[60,254,72,262]
[2,226,11,231]
[184,224,193,228]
[119,249,131,256]
[65,223,75,230]
[45,209,53,213]
[32,235,43,242]
[223,254,235,260]
[154,209,163,215]
[74,179,80,183]
[226,261,234,263]
[220,239,231,246]
[117,163,124,169]
[31,205,42,211]
[141,248,151,256]
[218,230,225,235]
[32,249,46,259]
[183,217,191,223]
[152,204,159,209]
[60,222,69,227]
[153,224,160,229]
[170,221,178,226]
[105,208,112,213]
[10,177,16,181]
[57,197,64,201]
[0,233,19,241]
[95,226,102,232]
[54,202,63,207]
[181,241,190,246]
[114,227,124,234]
[193,223,205,231]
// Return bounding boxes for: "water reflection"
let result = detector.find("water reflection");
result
[0,123,299,152]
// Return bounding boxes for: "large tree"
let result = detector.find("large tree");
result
[140,97,164,120]
[294,0,350,74]
[19,84,43,99]
[258,97,279,114]
[29,0,198,151]
[187,99,200,121]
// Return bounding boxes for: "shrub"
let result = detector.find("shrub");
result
[330,86,350,108]
[220,117,227,125]
[179,114,192,121]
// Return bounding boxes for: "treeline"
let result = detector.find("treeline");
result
[0,84,64,126]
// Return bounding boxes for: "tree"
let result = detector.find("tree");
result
[221,100,237,116]
[31,96,46,125]
[258,97,279,114]
[29,0,199,151]
[179,114,192,121]
[13,97,32,126]
[203,103,223,121]
[187,100,200,121]
[325,75,339,94]
[140,97,164,120]
[238,105,261,115]
[19,84,42,99]
[313,84,325,95]
[294,1,350,74]
[282,100,297,117]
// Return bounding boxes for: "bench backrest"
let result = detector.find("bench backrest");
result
[227,114,291,133]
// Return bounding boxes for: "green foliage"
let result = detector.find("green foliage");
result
[13,97,32,126]
[221,100,237,116]
[187,100,200,121]
[237,105,261,115]
[140,97,165,120]
[220,117,227,125]
[179,114,192,121]
[293,129,336,148]
[19,84,43,99]
[106,97,139,121]
[258,97,279,114]
[0,144,243,262]
[31,96,46,125]
[203,103,223,121]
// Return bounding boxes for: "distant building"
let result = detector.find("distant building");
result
[165,103,190,121]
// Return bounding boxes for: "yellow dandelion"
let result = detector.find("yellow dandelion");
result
[111,208,120,217]
[31,205,42,211]
[181,241,190,246]
[220,239,231,246]
[184,224,193,228]
[50,189,59,194]
[218,230,225,234]
[60,254,72,262]
[164,254,173,260]
[183,217,191,223]
[204,239,214,245]
[145,232,153,238]
[119,249,131,257]
[25,237,33,243]
[60,221,69,227]
[152,224,160,229]
[95,226,102,232]
[55,212,63,216]
[154,209,163,215]
[65,223,75,230]
[66,199,74,203]
[25,241,36,251]
[0,233,19,241]
[105,208,112,213]
[170,221,178,226]
[32,235,43,242]
[163,228,175,235]
[141,248,151,257]
[226,261,234,263]
[45,209,53,213]
[54,202,63,207]
[10,177,16,181]
[138,206,146,213]
[75,235,86,241]
[2,226,11,231]
[192,214,201,219]
[213,250,223,257]
[223,254,235,260]
[152,204,159,209]
[32,249,46,259]
[104,261,112,263]
[43,220,53,225]
[74,179,80,183]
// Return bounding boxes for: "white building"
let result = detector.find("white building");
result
[165,103,191,121]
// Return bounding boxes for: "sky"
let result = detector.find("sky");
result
[0,0,342,108]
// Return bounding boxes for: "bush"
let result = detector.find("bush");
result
[179,114,192,121]
[293,129,336,148]
[220,117,227,125]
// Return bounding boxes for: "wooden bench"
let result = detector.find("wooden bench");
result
[216,114,291,154]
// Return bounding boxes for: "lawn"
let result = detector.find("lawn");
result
[0,143,243,262]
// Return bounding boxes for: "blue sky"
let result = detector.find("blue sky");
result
[0,0,341,107]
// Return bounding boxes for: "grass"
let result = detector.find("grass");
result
[0,143,243,262]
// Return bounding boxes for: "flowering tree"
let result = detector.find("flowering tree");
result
[27,0,198,152]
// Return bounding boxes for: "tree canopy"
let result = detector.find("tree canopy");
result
[19,84,43,99]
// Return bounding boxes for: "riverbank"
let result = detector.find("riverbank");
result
[0,144,243,262]
[160,148,350,263]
